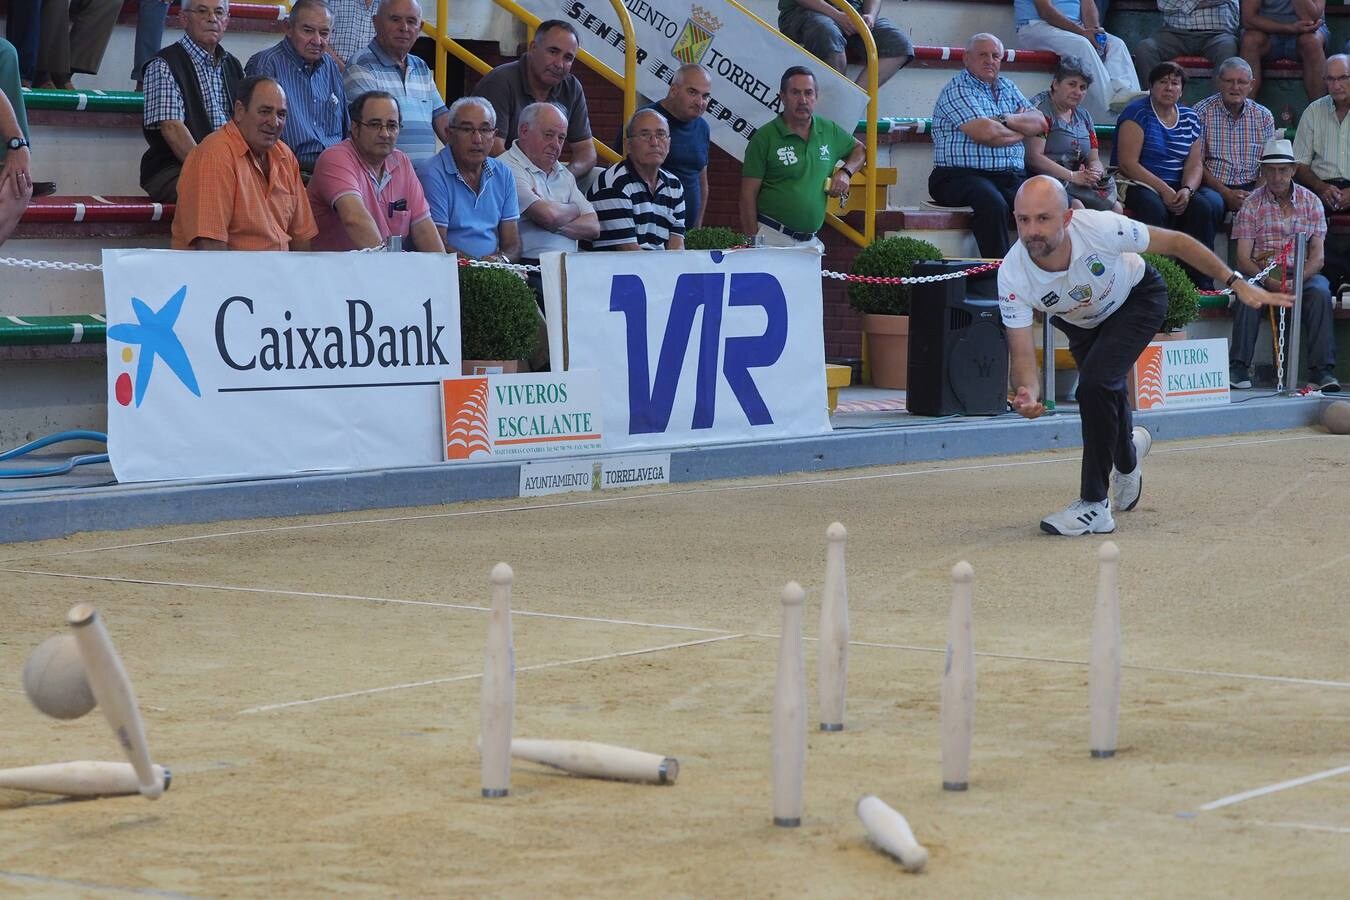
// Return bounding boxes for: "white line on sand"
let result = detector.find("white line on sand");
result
[0,433,1323,563]
[0,569,733,636]
[1243,819,1350,835]
[1196,764,1350,812]
[240,633,746,714]
[0,870,197,898]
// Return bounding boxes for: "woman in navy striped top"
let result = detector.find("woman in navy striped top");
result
[1112,61,1225,287]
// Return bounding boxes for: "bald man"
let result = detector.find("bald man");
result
[1000,175,1292,535]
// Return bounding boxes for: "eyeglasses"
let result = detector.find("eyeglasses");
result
[360,120,401,133]
[451,125,496,137]
[186,6,229,20]
[630,129,670,142]
[1324,74,1350,84]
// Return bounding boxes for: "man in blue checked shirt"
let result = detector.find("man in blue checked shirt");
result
[929,33,1046,258]
[246,0,348,176]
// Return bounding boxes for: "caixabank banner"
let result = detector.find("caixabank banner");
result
[102,249,462,481]
[558,248,831,449]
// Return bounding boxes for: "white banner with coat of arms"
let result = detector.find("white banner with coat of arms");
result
[516,0,869,159]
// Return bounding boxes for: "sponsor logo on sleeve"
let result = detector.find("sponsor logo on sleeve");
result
[1085,254,1106,276]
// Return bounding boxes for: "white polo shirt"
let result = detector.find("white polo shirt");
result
[998,210,1151,330]
[501,142,594,259]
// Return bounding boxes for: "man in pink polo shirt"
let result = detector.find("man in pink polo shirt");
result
[308,89,444,251]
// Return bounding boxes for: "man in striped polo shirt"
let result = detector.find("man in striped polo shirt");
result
[343,0,448,166]
[245,0,348,176]
[584,108,685,251]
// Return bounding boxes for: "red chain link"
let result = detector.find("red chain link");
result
[837,260,1003,285]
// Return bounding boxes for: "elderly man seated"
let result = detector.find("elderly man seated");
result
[930,33,1044,258]
[585,108,686,251]
[1229,138,1339,392]
[343,0,449,165]
[1134,0,1240,84]
[1193,58,1274,212]
[245,0,348,175]
[308,90,443,252]
[172,75,317,250]
[416,96,520,262]
[502,101,598,264]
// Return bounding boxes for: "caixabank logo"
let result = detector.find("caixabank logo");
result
[107,285,201,407]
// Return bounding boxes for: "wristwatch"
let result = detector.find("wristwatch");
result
[5,136,29,151]
[996,113,1009,126]
[1224,272,1241,289]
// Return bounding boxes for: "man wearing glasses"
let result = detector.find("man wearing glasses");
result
[140,0,243,203]
[343,0,449,166]
[308,90,443,252]
[585,108,685,251]
[416,96,520,262]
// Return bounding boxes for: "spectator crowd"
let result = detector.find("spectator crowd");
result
[0,1,1344,387]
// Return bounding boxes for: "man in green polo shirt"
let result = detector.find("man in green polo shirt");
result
[740,65,864,251]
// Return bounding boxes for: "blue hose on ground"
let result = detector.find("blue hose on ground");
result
[0,430,110,478]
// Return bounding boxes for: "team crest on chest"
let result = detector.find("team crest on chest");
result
[777,146,799,165]
[1085,253,1106,276]
[1069,283,1093,303]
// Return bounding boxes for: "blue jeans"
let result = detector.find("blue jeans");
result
[132,0,169,81]
[4,0,42,82]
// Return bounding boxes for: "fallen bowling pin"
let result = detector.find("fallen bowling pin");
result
[509,739,678,784]
[857,794,929,872]
[0,761,171,797]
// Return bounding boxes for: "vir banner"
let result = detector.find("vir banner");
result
[102,249,462,482]
[517,0,869,159]
[558,248,831,450]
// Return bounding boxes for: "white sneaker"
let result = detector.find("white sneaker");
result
[1112,426,1152,512]
[1040,498,1116,535]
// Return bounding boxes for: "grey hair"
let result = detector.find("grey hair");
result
[288,0,330,24]
[624,108,665,139]
[1052,55,1093,87]
[449,95,496,128]
[967,33,1004,56]
[1215,57,1253,80]
[672,63,710,86]
[1328,53,1350,72]
[518,101,565,135]
[375,0,420,17]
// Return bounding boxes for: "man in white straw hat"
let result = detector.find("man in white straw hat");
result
[1228,137,1340,392]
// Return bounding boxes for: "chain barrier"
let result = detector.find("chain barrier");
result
[0,239,1294,290]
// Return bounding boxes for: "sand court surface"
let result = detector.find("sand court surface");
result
[0,429,1346,897]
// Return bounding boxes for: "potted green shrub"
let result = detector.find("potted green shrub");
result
[458,265,540,374]
[848,235,944,388]
[684,226,745,251]
[1141,252,1201,335]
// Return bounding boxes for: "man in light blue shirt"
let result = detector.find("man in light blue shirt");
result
[245,0,348,173]
[418,97,521,260]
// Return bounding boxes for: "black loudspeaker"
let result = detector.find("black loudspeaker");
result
[906,260,1009,416]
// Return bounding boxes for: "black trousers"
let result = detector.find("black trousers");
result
[928,166,1026,258]
[1053,266,1168,502]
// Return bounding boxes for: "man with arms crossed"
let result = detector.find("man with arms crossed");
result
[1001,175,1291,535]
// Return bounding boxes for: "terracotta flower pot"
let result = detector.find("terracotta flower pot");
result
[462,360,523,375]
[862,313,910,390]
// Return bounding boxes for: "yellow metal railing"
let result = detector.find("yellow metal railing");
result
[821,0,878,248]
[728,0,880,248]
[428,0,637,166]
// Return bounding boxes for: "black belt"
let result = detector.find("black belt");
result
[757,214,816,242]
